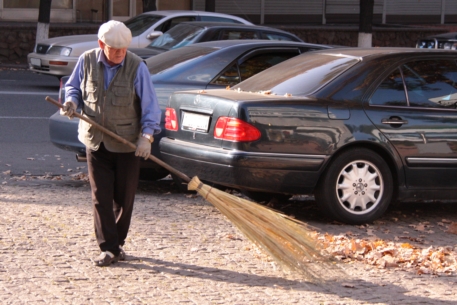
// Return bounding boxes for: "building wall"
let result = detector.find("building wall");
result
[157,0,191,10]
[1,0,456,24]
[192,0,457,24]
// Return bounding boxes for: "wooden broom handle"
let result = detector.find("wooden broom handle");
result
[45,96,191,183]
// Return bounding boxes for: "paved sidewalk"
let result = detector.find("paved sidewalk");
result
[0,176,457,304]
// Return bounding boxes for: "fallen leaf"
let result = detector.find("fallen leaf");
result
[415,224,426,231]
[446,222,457,235]
[342,283,355,288]
[227,234,242,241]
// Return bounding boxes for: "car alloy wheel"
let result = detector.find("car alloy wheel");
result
[336,160,383,215]
[315,148,393,224]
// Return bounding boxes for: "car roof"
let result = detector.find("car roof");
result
[139,10,232,16]
[144,39,335,67]
[137,10,252,23]
[165,21,302,40]
[170,21,290,31]
[308,47,457,60]
[180,39,334,50]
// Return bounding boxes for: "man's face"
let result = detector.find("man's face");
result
[98,40,127,66]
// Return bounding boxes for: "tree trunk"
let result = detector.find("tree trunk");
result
[36,0,52,43]
[205,0,216,12]
[143,0,157,12]
[358,0,374,47]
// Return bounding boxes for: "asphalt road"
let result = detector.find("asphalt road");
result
[0,68,82,176]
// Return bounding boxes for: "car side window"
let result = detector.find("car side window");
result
[402,60,457,109]
[260,32,296,41]
[370,68,408,107]
[212,52,299,86]
[157,17,196,32]
[212,64,240,86]
[239,53,298,81]
[219,30,259,40]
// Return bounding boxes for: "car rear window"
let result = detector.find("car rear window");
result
[233,53,359,96]
[145,46,217,74]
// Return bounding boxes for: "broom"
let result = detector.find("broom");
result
[46,96,342,281]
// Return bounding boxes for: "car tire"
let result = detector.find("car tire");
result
[315,148,393,224]
[139,168,169,181]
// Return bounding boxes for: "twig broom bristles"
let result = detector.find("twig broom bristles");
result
[46,96,343,281]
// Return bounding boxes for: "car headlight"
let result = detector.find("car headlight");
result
[47,46,72,56]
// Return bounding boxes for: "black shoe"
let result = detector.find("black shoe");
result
[93,251,119,267]
[119,246,126,261]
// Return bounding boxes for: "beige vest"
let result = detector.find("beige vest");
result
[78,49,143,153]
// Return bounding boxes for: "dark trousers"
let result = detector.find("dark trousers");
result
[86,142,141,256]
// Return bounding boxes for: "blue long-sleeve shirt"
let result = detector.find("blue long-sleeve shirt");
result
[65,50,161,135]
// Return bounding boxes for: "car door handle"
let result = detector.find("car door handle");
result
[381,117,408,125]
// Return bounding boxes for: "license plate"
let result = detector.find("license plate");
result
[30,58,41,67]
[182,112,210,133]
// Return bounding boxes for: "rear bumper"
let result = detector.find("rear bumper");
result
[159,137,329,194]
[49,111,84,154]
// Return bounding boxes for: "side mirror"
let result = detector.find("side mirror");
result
[147,31,163,40]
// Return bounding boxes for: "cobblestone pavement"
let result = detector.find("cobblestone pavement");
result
[1,175,457,305]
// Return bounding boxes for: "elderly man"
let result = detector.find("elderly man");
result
[61,20,161,267]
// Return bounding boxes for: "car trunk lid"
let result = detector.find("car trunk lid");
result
[166,89,267,148]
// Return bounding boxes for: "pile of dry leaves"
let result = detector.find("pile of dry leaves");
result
[2,169,89,183]
[316,223,457,276]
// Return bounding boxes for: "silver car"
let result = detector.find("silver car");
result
[27,10,252,78]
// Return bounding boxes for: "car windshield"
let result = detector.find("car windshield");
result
[147,25,204,50]
[124,14,164,37]
[146,46,217,75]
[232,53,360,96]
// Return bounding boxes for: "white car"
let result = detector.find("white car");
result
[27,10,252,78]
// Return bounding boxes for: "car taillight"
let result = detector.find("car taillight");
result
[165,107,178,131]
[214,117,261,142]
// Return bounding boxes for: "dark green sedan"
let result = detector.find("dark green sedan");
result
[161,47,457,224]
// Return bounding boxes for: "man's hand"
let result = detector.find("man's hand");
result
[135,136,152,160]
[60,101,77,119]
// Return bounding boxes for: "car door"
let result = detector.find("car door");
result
[365,58,457,189]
